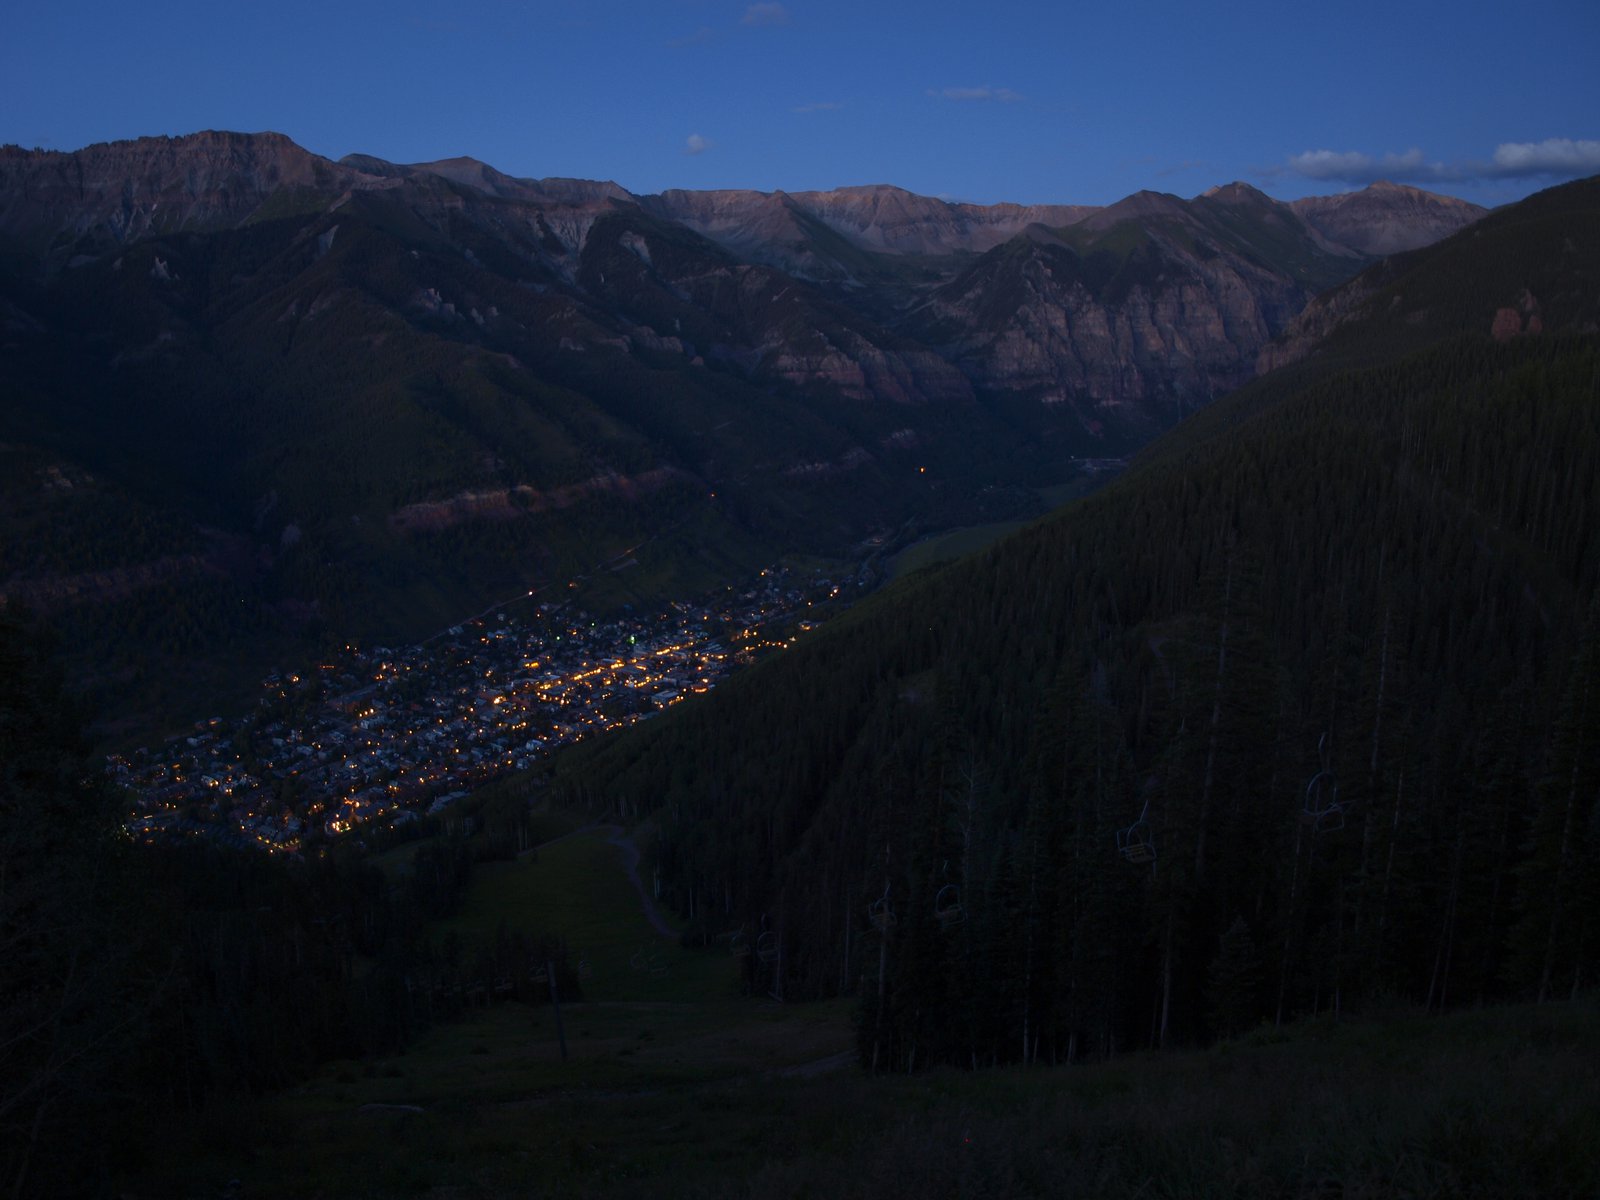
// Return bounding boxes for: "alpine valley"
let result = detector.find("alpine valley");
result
[0,131,1484,735]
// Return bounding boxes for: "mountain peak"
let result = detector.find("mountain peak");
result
[0,131,375,256]
[828,183,918,197]
[1290,182,1486,256]
[1199,181,1274,205]
[1081,189,1189,230]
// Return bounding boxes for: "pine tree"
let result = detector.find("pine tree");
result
[1511,605,1600,1000]
[1207,916,1263,1037]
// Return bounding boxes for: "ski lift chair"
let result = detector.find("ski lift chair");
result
[1303,770,1345,833]
[1117,801,1156,864]
[934,884,965,929]
[1302,735,1344,833]
[869,885,897,933]
[756,930,780,965]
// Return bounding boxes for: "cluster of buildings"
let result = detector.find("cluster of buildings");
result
[111,567,845,853]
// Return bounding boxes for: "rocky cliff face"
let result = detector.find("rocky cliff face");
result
[0,131,387,257]
[0,132,1493,486]
[571,206,976,407]
[1254,274,1384,373]
[907,184,1357,442]
[388,468,691,533]
[776,184,1096,255]
[341,153,631,206]
[646,184,1099,282]
[1291,181,1486,256]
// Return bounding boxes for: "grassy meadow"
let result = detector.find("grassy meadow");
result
[115,819,1600,1199]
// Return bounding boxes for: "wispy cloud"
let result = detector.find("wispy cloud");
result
[1282,138,1600,185]
[792,101,844,114]
[741,2,790,26]
[667,26,716,48]
[1490,138,1600,176]
[683,133,713,156]
[931,85,1023,103]
[1286,148,1434,182]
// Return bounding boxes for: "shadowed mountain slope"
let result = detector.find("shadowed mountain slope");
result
[555,176,1600,1063]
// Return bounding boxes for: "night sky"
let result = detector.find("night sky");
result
[5,0,1597,206]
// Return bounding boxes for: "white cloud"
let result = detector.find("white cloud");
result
[1490,138,1600,176]
[1287,148,1431,182]
[932,85,1023,103]
[1284,138,1600,185]
[741,2,790,26]
[792,101,843,113]
[683,133,712,156]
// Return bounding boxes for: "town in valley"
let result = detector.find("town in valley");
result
[111,566,847,854]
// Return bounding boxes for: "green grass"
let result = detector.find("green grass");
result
[433,828,738,1003]
[107,774,1600,1198]
[366,810,578,880]
[288,995,854,1111]
[112,801,1600,1198]
[115,818,857,1198]
[890,519,1029,578]
[887,472,1108,580]
[120,999,1600,1199]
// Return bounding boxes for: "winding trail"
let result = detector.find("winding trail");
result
[603,826,680,939]
[522,822,678,939]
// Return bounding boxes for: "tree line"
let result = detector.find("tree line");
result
[559,333,1600,1070]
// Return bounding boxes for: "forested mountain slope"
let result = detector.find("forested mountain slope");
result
[1263,174,1600,372]
[556,177,1600,1065]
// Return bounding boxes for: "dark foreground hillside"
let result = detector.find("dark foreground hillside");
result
[557,176,1600,1065]
[121,998,1600,1199]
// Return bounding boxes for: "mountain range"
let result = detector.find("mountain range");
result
[0,130,1487,734]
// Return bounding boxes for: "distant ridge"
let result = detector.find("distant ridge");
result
[1290,179,1488,255]
[2,130,1485,267]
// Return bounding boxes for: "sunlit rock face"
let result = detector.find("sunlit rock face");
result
[1291,181,1486,257]
[0,131,389,254]
[904,186,1359,441]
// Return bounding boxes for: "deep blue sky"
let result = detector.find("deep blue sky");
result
[5,0,1597,207]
